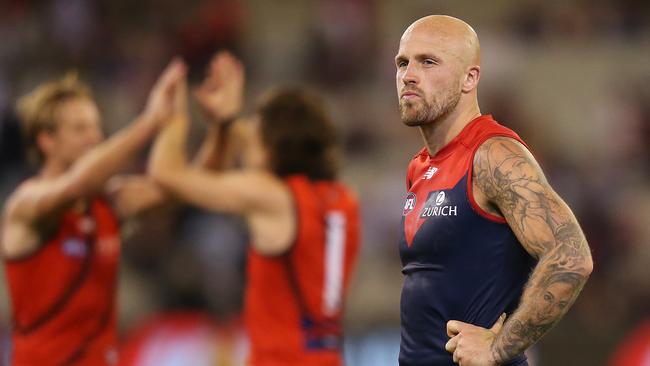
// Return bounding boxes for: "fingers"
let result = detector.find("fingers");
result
[489,313,507,334]
[447,320,467,338]
[445,334,459,353]
[446,317,503,366]
[157,57,187,110]
[173,72,188,113]
[195,51,242,101]
[143,57,187,122]
[211,51,242,72]
[193,86,210,107]
[194,51,244,122]
[149,52,243,123]
[156,58,187,90]
[208,51,244,85]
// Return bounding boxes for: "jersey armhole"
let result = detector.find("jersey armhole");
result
[2,209,67,262]
[3,242,46,262]
[250,179,300,258]
[466,134,530,224]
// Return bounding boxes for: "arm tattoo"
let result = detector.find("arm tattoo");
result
[472,137,592,363]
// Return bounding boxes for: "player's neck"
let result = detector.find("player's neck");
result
[419,100,480,157]
[39,159,70,179]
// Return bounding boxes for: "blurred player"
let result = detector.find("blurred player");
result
[148,53,360,366]
[1,60,186,365]
[395,16,593,365]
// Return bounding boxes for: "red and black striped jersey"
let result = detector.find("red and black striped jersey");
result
[5,196,120,365]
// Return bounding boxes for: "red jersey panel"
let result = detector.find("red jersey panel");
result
[244,176,360,366]
[5,197,121,366]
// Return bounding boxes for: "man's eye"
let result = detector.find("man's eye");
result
[398,61,408,68]
[423,59,436,66]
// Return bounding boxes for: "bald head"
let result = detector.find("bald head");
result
[395,15,482,127]
[401,15,480,67]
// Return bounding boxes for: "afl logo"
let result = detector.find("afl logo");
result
[403,192,417,216]
[435,191,445,206]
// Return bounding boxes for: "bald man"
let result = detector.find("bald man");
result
[395,15,592,366]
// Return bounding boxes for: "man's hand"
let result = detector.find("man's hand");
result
[171,64,188,119]
[445,314,506,366]
[143,58,187,125]
[194,51,244,124]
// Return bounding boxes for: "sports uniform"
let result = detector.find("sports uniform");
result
[398,115,535,366]
[5,197,120,365]
[245,175,360,366]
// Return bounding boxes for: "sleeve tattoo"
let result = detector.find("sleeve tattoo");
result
[472,137,593,363]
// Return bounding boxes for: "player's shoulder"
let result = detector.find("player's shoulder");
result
[3,175,76,225]
[406,148,428,174]
[288,176,359,213]
[471,115,528,154]
[474,135,531,161]
[473,135,546,188]
[2,178,39,217]
[329,180,360,210]
[247,170,293,210]
[467,116,524,145]
[410,147,428,161]
[1,179,46,259]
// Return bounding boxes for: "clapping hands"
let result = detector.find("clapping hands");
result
[194,51,245,125]
[143,51,244,128]
[143,58,188,126]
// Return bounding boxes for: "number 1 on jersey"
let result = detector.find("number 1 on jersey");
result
[323,211,346,316]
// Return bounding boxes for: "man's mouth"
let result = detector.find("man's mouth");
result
[401,91,420,100]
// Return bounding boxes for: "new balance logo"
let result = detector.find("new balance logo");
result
[423,166,438,179]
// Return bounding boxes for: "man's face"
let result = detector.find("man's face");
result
[395,26,463,126]
[45,97,103,167]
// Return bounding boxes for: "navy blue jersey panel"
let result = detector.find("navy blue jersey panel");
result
[398,174,535,365]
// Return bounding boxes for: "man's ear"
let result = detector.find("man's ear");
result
[36,130,56,158]
[461,65,480,93]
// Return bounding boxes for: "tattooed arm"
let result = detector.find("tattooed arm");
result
[472,136,593,364]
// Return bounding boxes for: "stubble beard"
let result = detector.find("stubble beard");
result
[399,89,461,127]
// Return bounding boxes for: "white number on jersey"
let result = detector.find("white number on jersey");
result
[323,211,346,316]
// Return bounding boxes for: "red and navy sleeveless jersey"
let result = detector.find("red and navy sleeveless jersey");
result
[398,115,536,366]
[4,197,120,365]
[244,175,360,366]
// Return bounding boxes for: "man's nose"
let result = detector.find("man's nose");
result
[402,63,419,85]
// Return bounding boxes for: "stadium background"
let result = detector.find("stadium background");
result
[0,0,649,364]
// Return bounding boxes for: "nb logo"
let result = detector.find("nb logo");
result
[422,166,438,180]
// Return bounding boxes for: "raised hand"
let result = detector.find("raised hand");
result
[143,58,187,124]
[445,314,506,366]
[172,65,188,118]
[194,51,245,124]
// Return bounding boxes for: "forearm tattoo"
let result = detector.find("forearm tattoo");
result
[472,138,592,363]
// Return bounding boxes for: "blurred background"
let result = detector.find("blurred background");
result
[1,0,650,365]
